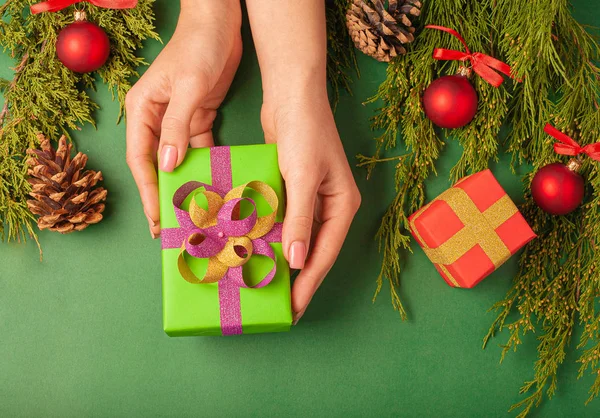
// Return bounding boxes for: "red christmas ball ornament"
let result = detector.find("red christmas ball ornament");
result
[422,70,478,129]
[56,10,110,73]
[423,25,518,129]
[530,124,600,215]
[531,161,585,215]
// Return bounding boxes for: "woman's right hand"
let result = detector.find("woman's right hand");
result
[125,0,242,238]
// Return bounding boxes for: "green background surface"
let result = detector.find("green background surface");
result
[1,1,599,417]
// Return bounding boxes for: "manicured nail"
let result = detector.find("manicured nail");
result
[150,226,158,240]
[144,210,157,227]
[289,241,306,269]
[292,309,305,325]
[159,145,177,172]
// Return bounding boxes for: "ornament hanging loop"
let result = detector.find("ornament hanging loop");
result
[425,25,517,88]
[71,0,86,22]
[544,124,600,162]
[30,1,138,15]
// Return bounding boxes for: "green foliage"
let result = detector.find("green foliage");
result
[0,0,159,245]
[357,0,600,414]
[326,0,358,111]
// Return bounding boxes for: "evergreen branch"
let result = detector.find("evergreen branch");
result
[0,52,29,125]
[356,153,409,168]
[0,0,159,246]
[358,0,600,415]
[326,0,358,111]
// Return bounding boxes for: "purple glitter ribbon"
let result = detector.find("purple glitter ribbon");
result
[161,147,283,335]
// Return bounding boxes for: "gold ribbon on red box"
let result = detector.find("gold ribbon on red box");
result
[408,170,536,288]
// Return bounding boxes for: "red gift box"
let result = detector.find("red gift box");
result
[408,169,536,288]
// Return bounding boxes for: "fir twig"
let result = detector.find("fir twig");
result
[0,0,159,247]
[326,0,358,111]
[358,0,600,414]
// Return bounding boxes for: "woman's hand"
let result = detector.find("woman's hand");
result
[126,0,242,238]
[246,0,360,322]
[261,96,361,324]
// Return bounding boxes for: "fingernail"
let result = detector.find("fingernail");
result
[144,210,157,227]
[289,241,306,269]
[292,309,305,326]
[159,145,177,172]
[150,226,158,239]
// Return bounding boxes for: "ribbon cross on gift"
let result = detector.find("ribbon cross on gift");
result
[161,147,283,335]
[410,185,519,287]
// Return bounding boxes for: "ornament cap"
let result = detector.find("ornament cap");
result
[74,10,87,22]
[457,66,473,78]
[566,158,582,173]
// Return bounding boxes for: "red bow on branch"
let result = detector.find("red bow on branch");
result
[425,25,517,88]
[544,124,600,161]
[31,0,137,14]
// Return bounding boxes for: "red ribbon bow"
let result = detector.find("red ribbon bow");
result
[31,0,137,14]
[425,25,516,88]
[544,124,600,161]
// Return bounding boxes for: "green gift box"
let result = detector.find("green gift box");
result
[158,144,292,336]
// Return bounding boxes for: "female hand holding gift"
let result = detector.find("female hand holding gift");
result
[245,0,361,323]
[125,0,243,238]
[126,0,361,324]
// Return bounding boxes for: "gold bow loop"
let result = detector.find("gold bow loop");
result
[188,189,223,229]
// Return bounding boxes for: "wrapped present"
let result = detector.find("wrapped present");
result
[159,145,292,336]
[408,169,536,288]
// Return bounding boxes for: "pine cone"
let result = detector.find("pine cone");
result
[26,134,107,234]
[346,0,421,62]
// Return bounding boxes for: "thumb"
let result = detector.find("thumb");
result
[283,177,318,270]
[158,84,205,172]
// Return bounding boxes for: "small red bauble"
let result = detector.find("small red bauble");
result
[56,12,110,73]
[422,74,478,129]
[531,161,585,215]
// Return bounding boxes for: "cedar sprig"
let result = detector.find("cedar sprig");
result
[358,0,600,415]
[0,0,159,245]
[483,1,600,416]
[326,0,358,111]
